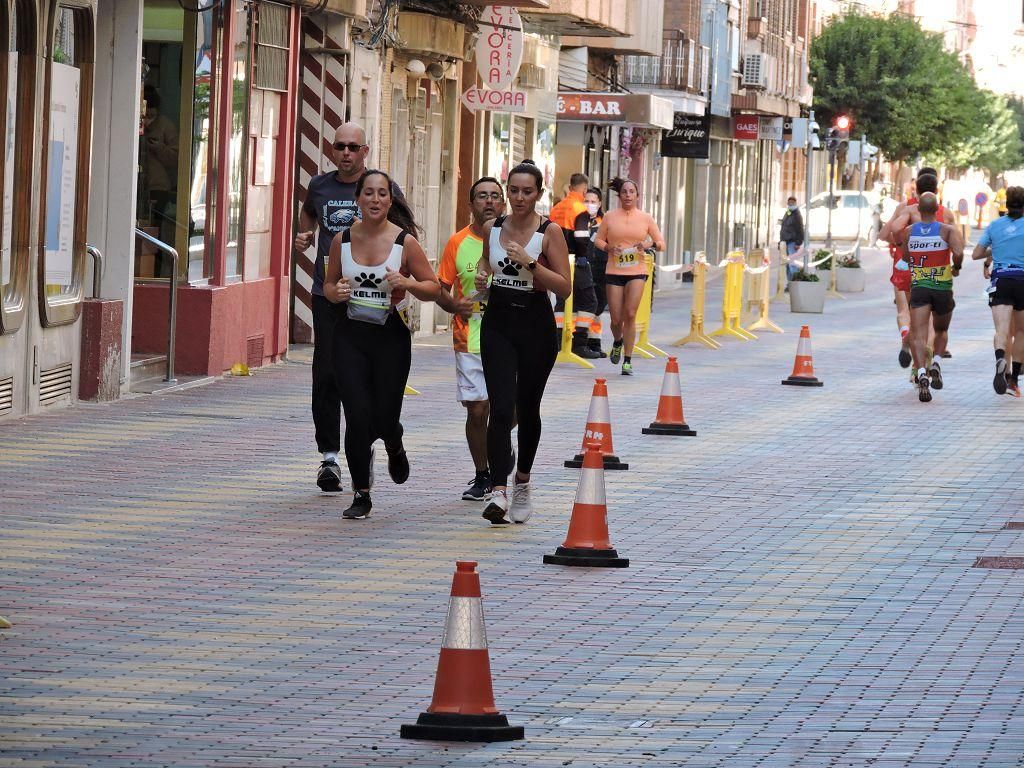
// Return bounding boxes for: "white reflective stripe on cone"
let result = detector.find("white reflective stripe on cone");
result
[662,371,682,398]
[586,396,611,423]
[796,337,812,356]
[441,597,488,650]
[576,466,606,506]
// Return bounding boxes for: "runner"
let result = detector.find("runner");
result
[575,187,608,357]
[880,171,953,369]
[594,180,666,375]
[971,186,1024,396]
[323,170,440,519]
[900,193,964,402]
[551,173,598,357]
[474,161,572,525]
[436,177,504,501]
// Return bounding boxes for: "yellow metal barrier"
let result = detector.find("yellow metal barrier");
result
[556,259,595,369]
[673,253,720,349]
[746,248,783,334]
[633,254,667,359]
[711,250,757,341]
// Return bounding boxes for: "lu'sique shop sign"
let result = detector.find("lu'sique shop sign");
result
[661,112,711,159]
[461,5,528,114]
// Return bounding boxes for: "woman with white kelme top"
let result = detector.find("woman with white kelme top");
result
[474,161,572,525]
[323,170,440,519]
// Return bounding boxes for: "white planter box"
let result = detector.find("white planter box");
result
[836,266,866,293]
[789,280,826,313]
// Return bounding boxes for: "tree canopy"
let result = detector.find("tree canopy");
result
[809,12,985,162]
[926,91,1023,178]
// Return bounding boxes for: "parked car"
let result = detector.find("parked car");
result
[779,191,898,243]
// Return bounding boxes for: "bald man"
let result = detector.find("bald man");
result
[294,123,371,493]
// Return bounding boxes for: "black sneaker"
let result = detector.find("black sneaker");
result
[929,361,943,390]
[462,472,491,501]
[588,338,607,358]
[317,460,343,493]
[573,344,601,360]
[918,373,932,403]
[994,359,1008,395]
[609,340,623,365]
[898,344,912,369]
[342,491,372,519]
[386,447,410,485]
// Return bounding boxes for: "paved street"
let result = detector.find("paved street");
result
[3,247,1024,767]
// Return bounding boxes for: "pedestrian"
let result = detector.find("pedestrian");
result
[550,173,594,353]
[474,161,572,525]
[294,122,401,495]
[322,170,440,519]
[576,187,608,358]
[779,195,804,284]
[594,179,666,376]
[971,186,1024,396]
[436,177,505,501]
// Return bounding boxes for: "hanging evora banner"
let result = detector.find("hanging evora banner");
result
[475,6,524,89]
[661,112,711,159]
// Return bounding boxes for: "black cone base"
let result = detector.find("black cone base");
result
[564,454,629,470]
[401,712,524,742]
[642,422,696,436]
[543,546,629,568]
[781,376,824,387]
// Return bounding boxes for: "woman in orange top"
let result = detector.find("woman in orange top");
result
[594,180,666,375]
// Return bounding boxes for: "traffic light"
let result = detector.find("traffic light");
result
[825,114,851,155]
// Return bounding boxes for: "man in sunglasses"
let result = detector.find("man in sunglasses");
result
[295,122,403,493]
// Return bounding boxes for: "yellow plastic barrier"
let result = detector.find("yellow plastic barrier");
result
[773,243,788,302]
[746,248,783,334]
[632,254,667,359]
[673,253,721,349]
[711,251,757,341]
[404,384,421,395]
[556,259,595,369]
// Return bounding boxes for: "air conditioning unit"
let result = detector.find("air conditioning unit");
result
[516,63,546,90]
[741,53,769,90]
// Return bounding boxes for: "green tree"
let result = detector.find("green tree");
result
[810,12,985,165]
[927,92,1023,181]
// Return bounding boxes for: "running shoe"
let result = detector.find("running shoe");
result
[621,362,633,376]
[386,444,409,484]
[482,489,511,525]
[898,344,912,369]
[941,350,952,359]
[917,373,932,403]
[342,490,372,519]
[509,481,533,524]
[462,472,491,501]
[317,459,343,493]
[609,340,623,365]
[1008,380,1022,398]
[929,360,943,390]
[994,358,1008,395]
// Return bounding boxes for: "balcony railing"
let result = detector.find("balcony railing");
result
[622,35,710,96]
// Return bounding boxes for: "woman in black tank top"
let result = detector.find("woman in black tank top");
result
[473,161,571,525]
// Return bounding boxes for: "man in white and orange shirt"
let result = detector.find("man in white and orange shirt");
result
[437,177,505,501]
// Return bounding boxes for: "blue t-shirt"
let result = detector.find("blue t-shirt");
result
[979,215,1024,280]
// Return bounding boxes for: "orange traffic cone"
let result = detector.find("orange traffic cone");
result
[642,356,696,436]
[564,378,628,470]
[782,325,824,387]
[545,441,629,568]
[401,561,524,742]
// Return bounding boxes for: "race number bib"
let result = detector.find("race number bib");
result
[616,246,640,269]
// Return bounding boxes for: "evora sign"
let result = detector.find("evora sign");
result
[462,6,527,114]
[461,87,527,113]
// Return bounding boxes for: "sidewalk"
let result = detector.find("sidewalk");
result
[2,247,1023,767]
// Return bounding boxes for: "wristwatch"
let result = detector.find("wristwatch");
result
[525,259,538,272]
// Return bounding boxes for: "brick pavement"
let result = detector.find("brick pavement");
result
[2,247,1024,767]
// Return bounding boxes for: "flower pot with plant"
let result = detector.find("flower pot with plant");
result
[789,268,826,313]
[836,252,866,293]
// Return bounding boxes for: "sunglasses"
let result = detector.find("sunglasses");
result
[333,142,365,152]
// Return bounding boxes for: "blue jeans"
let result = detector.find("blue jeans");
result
[784,241,800,280]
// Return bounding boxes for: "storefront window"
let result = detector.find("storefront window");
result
[189,8,215,281]
[222,1,249,280]
[488,113,511,182]
[2,2,18,314]
[535,119,556,215]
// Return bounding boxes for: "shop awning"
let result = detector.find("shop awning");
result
[556,92,674,130]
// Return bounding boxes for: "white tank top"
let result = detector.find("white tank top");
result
[341,229,406,324]
[488,216,550,292]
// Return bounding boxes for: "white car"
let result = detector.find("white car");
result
[782,191,898,243]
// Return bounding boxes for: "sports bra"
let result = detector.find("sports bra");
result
[488,215,552,292]
[341,229,407,324]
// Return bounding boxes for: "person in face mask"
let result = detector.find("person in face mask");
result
[552,173,600,358]
[574,188,608,357]
[779,196,805,284]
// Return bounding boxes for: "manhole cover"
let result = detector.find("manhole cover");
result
[1001,522,1024,530]
[973,556,1024,569]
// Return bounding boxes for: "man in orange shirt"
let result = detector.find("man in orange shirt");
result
[550,172,599,357]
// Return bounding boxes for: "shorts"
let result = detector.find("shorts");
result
[988,277,1024,310]
[909,286,955,315]
[605,273,648,287]
[890,267,911,293]
[455,352,488,402]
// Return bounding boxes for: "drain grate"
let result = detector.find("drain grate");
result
[1001,522,1024,530]
[973,556,1024,569]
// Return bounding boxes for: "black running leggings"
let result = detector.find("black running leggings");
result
[481,288,558,488]
[332,309,411,490]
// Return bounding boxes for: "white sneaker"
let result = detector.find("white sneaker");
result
[509,481,533,524]
[482,489,511,525]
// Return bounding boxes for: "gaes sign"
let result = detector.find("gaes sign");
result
[475,6,524,89]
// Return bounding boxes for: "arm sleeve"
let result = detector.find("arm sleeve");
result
[572,212,590,258]
[978,226,993,249]
[437,236,458,286]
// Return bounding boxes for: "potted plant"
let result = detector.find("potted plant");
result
[812,248,833,278]
[789,267,826,313]
[836,252,866,293]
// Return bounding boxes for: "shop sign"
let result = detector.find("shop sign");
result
[461,86,527,114]
[733,114,759,141]
[558,93,625,119]
[758,116,783,141]
[557,93,674,129]
[661,112,710,159]
[475,6,524,90]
